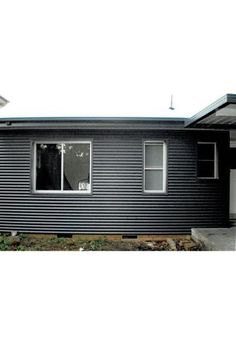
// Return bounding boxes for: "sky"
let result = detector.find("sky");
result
[1,0,236,118]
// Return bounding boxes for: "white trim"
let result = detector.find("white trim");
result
[214,143,218,179]
[143,140,167,193]
[61,143,64,190]
[197,142,218,179]
[33,140,92,194]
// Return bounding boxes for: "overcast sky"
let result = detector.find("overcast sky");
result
[1,0,236,118]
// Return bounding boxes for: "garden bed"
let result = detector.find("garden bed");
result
[0,234,202,251]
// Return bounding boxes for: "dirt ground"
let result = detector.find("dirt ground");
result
[0,234,202,251]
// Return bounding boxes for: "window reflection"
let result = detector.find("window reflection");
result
[64,144,90,191]
[36,144,61,190]
[35,142,91,192]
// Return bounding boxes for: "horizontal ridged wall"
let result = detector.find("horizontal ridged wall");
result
[0,129,229,234]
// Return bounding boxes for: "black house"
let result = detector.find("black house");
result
[0,94,236,236]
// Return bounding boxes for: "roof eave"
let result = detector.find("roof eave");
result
[0,116,187,124]
[185,94,236,127]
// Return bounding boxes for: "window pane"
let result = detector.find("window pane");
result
[145,170,163,191]
[230,148,236,169]
[198,161,215,178]
[63,143,90,191]
[36,144,61,190]
[198,144,215,160]
[145,144,163,168]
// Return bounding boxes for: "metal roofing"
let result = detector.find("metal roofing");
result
[1,93,236,129]
[0,116,188,130]
[185,94,236,128]
[0,116,186,122]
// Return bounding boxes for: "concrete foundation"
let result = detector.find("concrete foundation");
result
[191,227,236,251]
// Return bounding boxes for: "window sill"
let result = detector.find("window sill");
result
[32,190,92,196]
[143,190,168,195]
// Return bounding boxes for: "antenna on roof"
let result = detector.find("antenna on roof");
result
[0,96,9,108]
[169,94,175,110]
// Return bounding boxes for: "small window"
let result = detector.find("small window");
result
[144,141,167,192]
[34,142,91,193]
[197,142,218,179]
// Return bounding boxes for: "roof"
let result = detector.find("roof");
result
[1,93,236,130]
[185,94,236,128]
[0,116,186,123]
[0,116,187,130]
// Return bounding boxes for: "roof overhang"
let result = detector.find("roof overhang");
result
[185,94,236,128]
[0,116,187,130]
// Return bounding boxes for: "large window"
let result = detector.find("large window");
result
[197,142,218,179]
[144,141,167,192]
[34,142,91,193]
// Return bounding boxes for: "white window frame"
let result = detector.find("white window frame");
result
[197,142,218,179]
[144,140,167,193]
[33,140,92,194]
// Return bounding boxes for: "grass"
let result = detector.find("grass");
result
[0,233,202,251]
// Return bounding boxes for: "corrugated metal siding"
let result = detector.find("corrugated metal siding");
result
[0,129,230,234]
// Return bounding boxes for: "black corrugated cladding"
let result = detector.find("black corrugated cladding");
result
[0,128,230,235]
